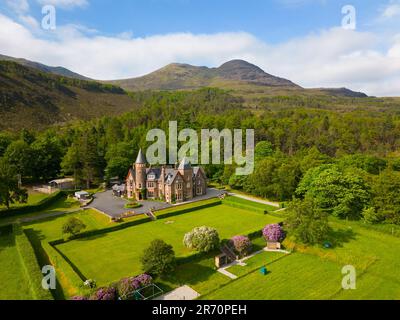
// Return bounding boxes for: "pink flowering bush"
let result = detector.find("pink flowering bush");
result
[90,286,117,300]
[230,235,252,257]
[71,295,88,300]
[263,224,285,242]
[117,274,153,299]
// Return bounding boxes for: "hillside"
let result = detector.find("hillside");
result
[0,54,90,80]
[0,61,135,131]
[108,59,367,98]
[109,59,301,91]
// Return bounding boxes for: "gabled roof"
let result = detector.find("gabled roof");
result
[178,157,192,170]
[135,149,147,164]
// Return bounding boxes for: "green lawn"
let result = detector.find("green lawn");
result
[201,218,400,300]
[0,191,49,211]
[55,204,282,286]
[223,196,279,212]
[0,233,34,300]
[23,209,112,242]
[0,196,81,226]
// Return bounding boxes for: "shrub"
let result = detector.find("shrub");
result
[230,235,252,257]
[71,295,88,300]
[141,239,176,277]
[263,224,285,242]
[117,274,153,299]
[90,287,117,300]
[62,217,86,237]
[183,226,220,253]
[285,197,331,245]
[124,202,142,209]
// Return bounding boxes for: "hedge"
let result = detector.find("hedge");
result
[42,242,90,298]
[222,199,267,214]
[13,224,54,300]
[49,215,152,245]
[0,191,63,219]
[155,199,222,220]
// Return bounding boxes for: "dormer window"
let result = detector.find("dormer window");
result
[148,174,155,180]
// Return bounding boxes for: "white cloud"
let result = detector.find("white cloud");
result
[36,0,88,9]
[5,0,29,14]
[0,14,399,97]
[381,3,400,19]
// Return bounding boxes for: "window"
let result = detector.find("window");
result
[148,191,154,198]
[148,174,155,180]
[148,182,155,188]
[187,183,191,188]
[177,183,183,190]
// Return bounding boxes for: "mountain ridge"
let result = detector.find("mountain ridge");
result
[0,54,91,80]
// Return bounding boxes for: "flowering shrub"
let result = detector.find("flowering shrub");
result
[263,224,285,242]
[183,226,220,253]
[117,274,153,299]
[135,273,153,287]
[90,286,117,300]
[231,235,252,257]
[71,295,88,300]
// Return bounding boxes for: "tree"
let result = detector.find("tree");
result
[105,156,131,180]
[31,134,63,180]
[3,140,34,178]
[61,144,83,188]
[285,197,331,245]
[230,235,252,257]
[371,169,400,224]
[62,217,86,237]
[296,165,370,220]
[0,158,28,209]
[183,226,220,253]
[141,240,176,277]
[255,141,274,160]
[262,224,285,242]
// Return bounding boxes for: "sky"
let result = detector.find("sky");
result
[0,0,399,96]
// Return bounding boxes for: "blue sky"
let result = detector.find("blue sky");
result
[3,0,391,42]
[0,0,399,96]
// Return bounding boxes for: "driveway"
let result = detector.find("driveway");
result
[88,190,171,218]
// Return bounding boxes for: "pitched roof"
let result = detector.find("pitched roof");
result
[135,149,147,164]
[178,157,192,170]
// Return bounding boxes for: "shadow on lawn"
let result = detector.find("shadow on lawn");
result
[160,253,222,292]
[327,228,357,248]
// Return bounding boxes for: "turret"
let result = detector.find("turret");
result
[178,157,193,200]
[135,149,147,190]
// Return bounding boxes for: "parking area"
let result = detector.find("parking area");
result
[88,188,226,218]
[88,190,171,218]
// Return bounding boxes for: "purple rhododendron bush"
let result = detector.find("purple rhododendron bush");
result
[263,224,285,242]
[71,273,153,300]
[231,235,252,257]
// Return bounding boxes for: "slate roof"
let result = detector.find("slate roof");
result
[135,149,147,164]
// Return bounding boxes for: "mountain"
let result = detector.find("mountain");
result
[0,61,134,131]
[109,60,300,91]
[0,54,91,80]
[109,59,368,98]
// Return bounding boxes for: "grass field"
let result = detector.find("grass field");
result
[0,196,81,226]
[23,209,112,242]
[55,204,282,286]
[0,190,49,211]
[222,196,279,212]
[8,196,400,300]
[0,233,34,300]
[202,218,400,300]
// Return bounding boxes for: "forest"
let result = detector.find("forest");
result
[1,87,400,225]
